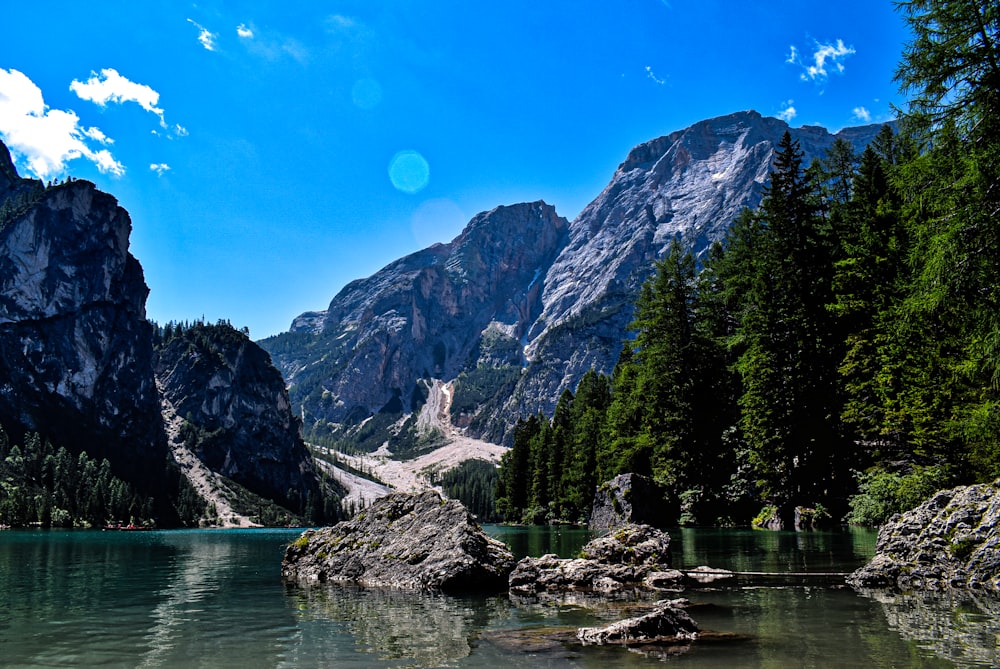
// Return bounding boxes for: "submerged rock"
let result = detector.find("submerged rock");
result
[509,524,679,594]
[848,479,1000,593]
[577,598,699,646]
[281,491,515,592]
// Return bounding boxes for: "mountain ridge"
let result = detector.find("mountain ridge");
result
[262,110,893,448]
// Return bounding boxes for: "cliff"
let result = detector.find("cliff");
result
[263,201,568,442]
[0,139,335,524]
[155,322,332,516]
[0,143,170,509]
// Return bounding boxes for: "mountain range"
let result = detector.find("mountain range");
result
[260,110,890,450]
[0,109,892,520]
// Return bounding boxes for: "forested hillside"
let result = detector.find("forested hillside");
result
[497,0,1000,528]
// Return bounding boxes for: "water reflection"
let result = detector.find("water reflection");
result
[0,529,302,668]
[857,588,1000,668]
[485,524,593,560]
[138,535,235,668]
[671,526,878,573]
[2,527,992,668]
[287,585,508,668]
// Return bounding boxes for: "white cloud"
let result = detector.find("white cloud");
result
[237,23,253,39]
[645,66,666,85]
[852,106,872,122]
[187,19,218,51]
[805,40,855,81]
[0,68,124,179]
[787,39,855,83]
[70,68,166,127]
[777,101,797,122]
[149,163,170,176]
[82,126,113,144]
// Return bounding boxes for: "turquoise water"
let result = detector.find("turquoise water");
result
[0,526,994,668]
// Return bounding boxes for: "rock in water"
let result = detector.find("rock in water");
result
[581,523,672,566]
[589,473,673,530]
[577,599,699,646]
[281,491,515,592]
[848,479,1000,593]
[509,524,679,594]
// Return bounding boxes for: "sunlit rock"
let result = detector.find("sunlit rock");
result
[577,598,699,646]
[848,479,1000,593]
[509,524,679,595]
[282,491,515,591]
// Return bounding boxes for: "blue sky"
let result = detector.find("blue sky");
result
[1,1,909,339]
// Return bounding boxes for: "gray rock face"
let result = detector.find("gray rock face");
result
[847,479,1000,593]
[577,598,699,646]
[589,473,673,530]
[155,323,327,512]
[263,111,891,448]
[509,524,677,594]
[281,491,516,591]
[263,201,567,435]
[0,150,168,498]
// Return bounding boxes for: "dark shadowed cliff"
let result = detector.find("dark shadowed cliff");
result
[0,141,337,524]
[155,322,333,517]
[0,142,171,511]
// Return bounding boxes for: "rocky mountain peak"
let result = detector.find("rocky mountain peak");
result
[263,110,893,447]
[0,142,21,194]
[266,199,569,429]
[154,322,328,515]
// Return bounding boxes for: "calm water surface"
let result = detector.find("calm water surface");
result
[0,526,996,668]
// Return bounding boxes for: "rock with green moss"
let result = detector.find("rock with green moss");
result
[281,491,515,592]
[509,524,680,594]
[848,479,1000,593]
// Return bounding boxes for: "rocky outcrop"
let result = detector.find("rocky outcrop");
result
[155,322,329,513]
[847,479,1000,593]
[263,112,892,449]
[0,144,170,507]
[509,524,680,594]
[281,491,516,591]
[589,473,673,530]
[577,598,699,646]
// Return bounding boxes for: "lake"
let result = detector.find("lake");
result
[1,525,996,668]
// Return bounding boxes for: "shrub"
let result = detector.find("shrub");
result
[845,466,951,527]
